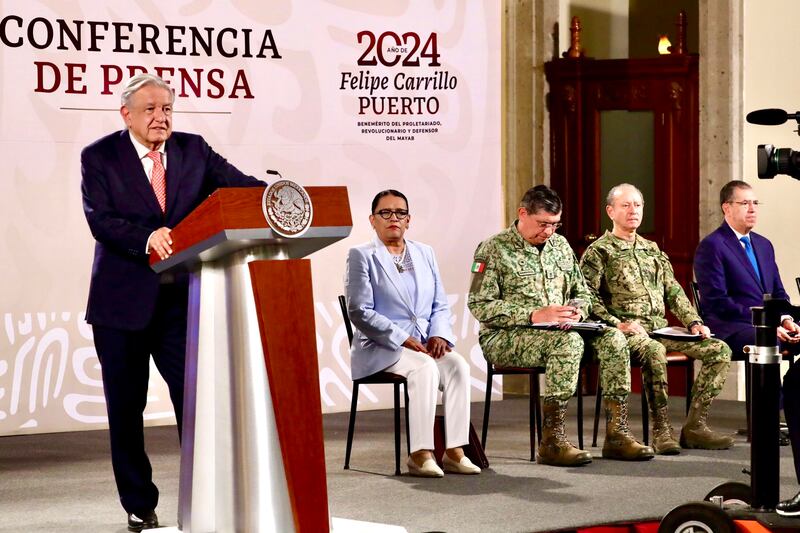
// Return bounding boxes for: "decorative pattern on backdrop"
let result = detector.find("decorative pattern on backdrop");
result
[0,1,501,435]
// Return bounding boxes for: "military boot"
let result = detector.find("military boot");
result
[680,401,735,449]
[536,399,592,467]
[602,398,655,461]
[650,405,681,455]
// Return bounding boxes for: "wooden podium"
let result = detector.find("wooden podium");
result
[150,186,352,533]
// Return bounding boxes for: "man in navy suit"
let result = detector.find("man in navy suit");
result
[81,73,265,531]
[694,180,800,516]
[694,180,798,357]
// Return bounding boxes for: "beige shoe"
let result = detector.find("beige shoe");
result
[406,456,444,478]
[442,454,481,475]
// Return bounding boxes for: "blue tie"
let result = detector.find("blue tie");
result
[740,236,761,282]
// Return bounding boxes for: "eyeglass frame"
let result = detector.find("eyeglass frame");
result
[726,200,761,207]
[536,221,563,230]
[373,209,410,220]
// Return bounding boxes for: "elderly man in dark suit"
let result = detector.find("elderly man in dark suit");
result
[81,73,266,531]
[694,180,800,516]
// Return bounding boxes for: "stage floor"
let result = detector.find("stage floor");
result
[0,395,797,532]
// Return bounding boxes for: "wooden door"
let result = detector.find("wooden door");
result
[545,55,699,291]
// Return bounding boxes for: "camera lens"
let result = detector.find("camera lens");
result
[757,144,774,179]
[757,144,800,180]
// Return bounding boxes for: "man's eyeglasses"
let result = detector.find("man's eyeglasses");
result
[536,221,562,230]
[374,209,410,220]
[728,200,761,207]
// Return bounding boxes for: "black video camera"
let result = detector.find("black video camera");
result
[747,108,800,180]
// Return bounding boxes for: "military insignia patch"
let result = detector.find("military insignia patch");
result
[471,261,485,273]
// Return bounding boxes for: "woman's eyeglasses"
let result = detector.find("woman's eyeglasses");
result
[374,209,410,220]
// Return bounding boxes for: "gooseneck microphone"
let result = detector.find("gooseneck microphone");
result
[746,108,800,125]
[266,169,283,179]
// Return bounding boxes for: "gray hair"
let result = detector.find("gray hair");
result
[606,183,644,206]
[120,74,174,106]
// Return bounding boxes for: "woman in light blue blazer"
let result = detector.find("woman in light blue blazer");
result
[345,190,480,477]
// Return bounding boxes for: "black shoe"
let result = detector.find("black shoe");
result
[127,510,158,531]
[780,430,791,447]
[777,492,800,517]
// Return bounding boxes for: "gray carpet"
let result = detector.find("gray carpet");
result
[0,395,796,532]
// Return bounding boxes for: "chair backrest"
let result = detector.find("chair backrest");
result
[796,277,800,296]
[689,280,703,316]
[338,294,354,346]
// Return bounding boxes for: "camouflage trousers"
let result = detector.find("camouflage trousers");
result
[480,327,631,402]
[626,335,731,410]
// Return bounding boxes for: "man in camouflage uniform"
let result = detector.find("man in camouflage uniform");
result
[580,183,733,455]
[468,185,654,466]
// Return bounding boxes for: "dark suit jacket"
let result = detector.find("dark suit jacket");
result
[81,129,265,330]
[693,220,788,339]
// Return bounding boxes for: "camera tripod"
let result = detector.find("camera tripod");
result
[659,296,800,532]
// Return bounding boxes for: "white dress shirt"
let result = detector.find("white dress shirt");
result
[129,134,167,181]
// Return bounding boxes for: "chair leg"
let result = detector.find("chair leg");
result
[640,381,649,445]
[686,361,694,414]
[534,372,542,445]
[481,368,494,450]
[529,373,536,461]
[404,385,410,456]
[592,372,602,447]
[393,383,401,476]
[577,366,584,450]
[344,382,360,470]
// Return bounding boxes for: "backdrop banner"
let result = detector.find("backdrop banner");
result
[0,1,501,435]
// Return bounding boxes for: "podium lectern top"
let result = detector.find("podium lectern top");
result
[150,186,352,273]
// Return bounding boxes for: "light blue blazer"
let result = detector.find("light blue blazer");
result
[345,237,456,380]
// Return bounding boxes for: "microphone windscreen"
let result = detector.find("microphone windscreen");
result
[746,108,788,125]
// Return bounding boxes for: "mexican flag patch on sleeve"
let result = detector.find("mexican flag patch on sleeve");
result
[471,261,485,273]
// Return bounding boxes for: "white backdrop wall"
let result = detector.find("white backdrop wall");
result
[0,1,502,435]
[743,0,800,304]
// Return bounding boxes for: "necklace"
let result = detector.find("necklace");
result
[391,246,406,273]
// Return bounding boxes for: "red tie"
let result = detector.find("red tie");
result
[147,150,166,213]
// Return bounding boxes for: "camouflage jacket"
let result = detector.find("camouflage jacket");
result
[467,223,592,341]
[579,230,700,331]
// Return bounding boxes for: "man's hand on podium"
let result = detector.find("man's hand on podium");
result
[147,227,174,260]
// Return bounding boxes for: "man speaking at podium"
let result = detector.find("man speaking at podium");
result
[80,73,266,531]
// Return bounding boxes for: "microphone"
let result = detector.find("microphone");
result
[746,108,800,125]
[265,169,282,181]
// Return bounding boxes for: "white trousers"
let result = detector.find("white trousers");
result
[384,348,471,452]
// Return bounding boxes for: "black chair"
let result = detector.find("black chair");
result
[591,351,694,447]
[339,295,410,476]
[481,365,543,462]
[693,280,795,441]
[688,280,702,315]
[481,349,588,461]
[691,280,752,438]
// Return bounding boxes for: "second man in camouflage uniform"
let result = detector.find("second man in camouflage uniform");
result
[580,183,733,454]
[468,185,654,466]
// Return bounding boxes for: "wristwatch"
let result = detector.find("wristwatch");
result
[686,320,703,331]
